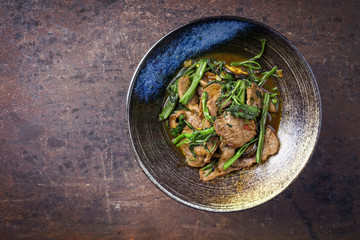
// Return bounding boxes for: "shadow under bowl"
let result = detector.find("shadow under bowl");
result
[127,16,321,212]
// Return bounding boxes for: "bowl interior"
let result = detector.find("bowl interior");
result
[127,17,321,212]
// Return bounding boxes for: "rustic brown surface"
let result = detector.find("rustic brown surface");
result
[0,0,359,239]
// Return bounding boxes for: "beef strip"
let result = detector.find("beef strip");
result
[200,72,217,87]
[202,82,233,117]
[232,156,257,168]
[214,112,257,149]
[179,144,206,167]
[178,76,190,98]
[206,95,232,117]
[178,76,200,114]
[246,83,276,113]
[194,139,218,164]
[207,97,219,117]
[179,131,218,167]
[261,127,280,161]
[217,141,235,171]
[200,118,212,130]
[204,82,222,100]
[197,85,204,98]
[200,165,240,182]
[198,82,222,117]
[169,110,201,130]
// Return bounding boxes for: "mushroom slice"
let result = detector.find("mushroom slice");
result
[224,64,249,76]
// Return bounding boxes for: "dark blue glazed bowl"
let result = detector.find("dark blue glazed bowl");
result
[127,16,321,212]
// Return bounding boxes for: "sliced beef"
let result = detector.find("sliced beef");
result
[202,82,231,117]
[217,141,235,171]
[179,144,205,167]
[194,140,218,164]
[200,141,256,182]
[246,83,262,108]
[178,76,200,114]
[224,127,279,166]
[200,165,240,182]
[214,112,257,149]
[246,83,276,113]
[204,83,222,100]
[199,118,212,130]
[198,82,223,117]
[206,95,232,117]
[178,76,190,98]
[232,156,256,168]
[169,110,201,130]
[261,127,280,161]
[207,97,218,117]
[179,135,218,167]
[197,85,204,97]
[200,72,217,87]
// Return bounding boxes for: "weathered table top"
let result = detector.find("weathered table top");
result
[1,0,359,239]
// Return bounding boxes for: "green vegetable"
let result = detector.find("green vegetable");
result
[223,137,258,170]
[221,72,236,80]
[204,169,212,177]
[226,103,261,120]
[219,80,246,107]
[158,69,184,121]
[258,66,278,86]
[230,60,261,70]
[201,159,219,177]
[205,58,218,72]
[179,60,207,105]
[175,125,217,162]
[238,80,246,103]
[230,39,266,69]
[202,91,214,123]
[158,95,178,121]
[169,114,194,137]
[173,127,215,145]
[208,142,217,153]
[201,159,218,171]
[169,114,186,137]
[184,119,195,130]
[250,39,267,61]
[256,92,270,163]
[270,92,278,105]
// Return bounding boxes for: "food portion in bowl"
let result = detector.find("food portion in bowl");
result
[159,39,281,181]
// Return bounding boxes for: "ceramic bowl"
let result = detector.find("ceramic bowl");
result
[127,16,321,212]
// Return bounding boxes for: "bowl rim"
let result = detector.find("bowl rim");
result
[126,16,322,212]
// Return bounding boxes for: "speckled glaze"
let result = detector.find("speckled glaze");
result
[133,19,250,102]
[127,16,321,212]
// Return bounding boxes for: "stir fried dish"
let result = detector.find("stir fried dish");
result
[159,39,281,181]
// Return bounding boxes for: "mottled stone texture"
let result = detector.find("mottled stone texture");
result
[0,0,359,239]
